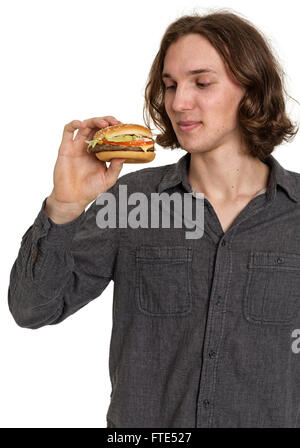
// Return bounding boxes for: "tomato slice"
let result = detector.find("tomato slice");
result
[102,139,153,146]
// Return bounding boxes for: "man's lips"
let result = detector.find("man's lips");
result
[177,121,202,132]
[177,121,202,125]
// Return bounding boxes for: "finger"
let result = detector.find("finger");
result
[75,116,122,141]
[78,116,120,134]
[105,158,126,188]
[84,128,100,142]
[61,120,85,145]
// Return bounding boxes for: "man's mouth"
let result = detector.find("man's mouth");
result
[177,121,203,132]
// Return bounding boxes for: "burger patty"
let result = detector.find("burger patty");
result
[89,144,154,153]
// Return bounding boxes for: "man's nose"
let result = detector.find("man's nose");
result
[171,86,194,111]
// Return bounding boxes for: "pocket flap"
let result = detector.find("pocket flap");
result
[136,245,192,261]
[248,251,300,270]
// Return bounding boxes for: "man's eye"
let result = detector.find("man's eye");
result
[165,83,210,90]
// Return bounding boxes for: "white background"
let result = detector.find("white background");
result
[1,0,300,428]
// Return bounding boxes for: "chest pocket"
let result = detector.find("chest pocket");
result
[244,251,300,325]
[136,245,192,316]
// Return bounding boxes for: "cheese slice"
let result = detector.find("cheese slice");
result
[140,143,154,152]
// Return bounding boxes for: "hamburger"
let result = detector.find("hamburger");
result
[85,123,155,163]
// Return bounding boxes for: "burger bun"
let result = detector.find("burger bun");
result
[95,150,155,164]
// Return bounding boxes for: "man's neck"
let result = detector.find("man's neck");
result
[188,148,270,202]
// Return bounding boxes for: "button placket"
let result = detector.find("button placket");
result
[196,237,231,428]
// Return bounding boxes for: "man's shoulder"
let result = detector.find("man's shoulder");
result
[276,160,300,203]
[286,167,300,194]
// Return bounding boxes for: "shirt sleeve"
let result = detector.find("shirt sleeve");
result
[8,183,120,329]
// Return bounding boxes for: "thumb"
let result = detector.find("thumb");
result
[106,158,126,185]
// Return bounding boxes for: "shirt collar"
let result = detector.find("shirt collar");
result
[157,151,300,203]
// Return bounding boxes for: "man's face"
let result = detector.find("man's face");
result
[162,33,246,154]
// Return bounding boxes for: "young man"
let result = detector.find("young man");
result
[8,12,299,428]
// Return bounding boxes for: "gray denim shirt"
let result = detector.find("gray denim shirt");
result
[8,151,300,428]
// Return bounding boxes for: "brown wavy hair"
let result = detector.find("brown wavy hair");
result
[143,11,298,159]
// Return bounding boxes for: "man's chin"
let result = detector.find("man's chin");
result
[181,144,214,155]
[179,142,205,152]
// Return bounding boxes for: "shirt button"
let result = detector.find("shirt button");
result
[203,399,210,408]
[216,296,222,306]
[221,240,226,247]
[276,257,284,264]
[208,350,216,359]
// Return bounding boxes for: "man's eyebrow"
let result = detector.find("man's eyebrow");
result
[162,68,217,78]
